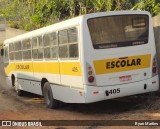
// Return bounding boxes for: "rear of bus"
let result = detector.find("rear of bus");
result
[81,11,159,103]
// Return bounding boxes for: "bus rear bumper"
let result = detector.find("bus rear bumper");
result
[84,75,159,103]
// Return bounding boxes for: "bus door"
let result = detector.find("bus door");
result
[43,32,61,86]
[58,27,83,89]
[14,39,34,92]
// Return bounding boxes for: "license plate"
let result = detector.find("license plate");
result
[119,75,132,82]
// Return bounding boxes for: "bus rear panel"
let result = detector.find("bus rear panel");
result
[82,11,159,103]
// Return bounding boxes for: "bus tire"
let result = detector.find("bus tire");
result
[43,82,59,109]
[14,83,23,96]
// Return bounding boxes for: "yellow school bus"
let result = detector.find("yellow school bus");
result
[2,11,159,109]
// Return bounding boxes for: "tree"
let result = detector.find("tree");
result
[132,0,160,16]
[0,0,159,31]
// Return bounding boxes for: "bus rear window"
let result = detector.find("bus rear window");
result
[87,15,149,49]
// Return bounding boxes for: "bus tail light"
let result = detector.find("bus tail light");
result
[88,76,94,83]
[87,66,94,83]
[86,63,96,84]
[152,54,158,77]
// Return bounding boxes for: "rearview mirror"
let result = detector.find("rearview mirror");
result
[1,49,4,56]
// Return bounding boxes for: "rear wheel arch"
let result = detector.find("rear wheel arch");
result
[11,74,15,87]
[11,74,23,96]
[41,78,48,94]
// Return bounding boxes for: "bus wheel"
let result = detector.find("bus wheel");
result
[43,82,59,109]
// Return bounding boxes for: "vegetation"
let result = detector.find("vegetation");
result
[0,0,160,31]
[132,0,160,16]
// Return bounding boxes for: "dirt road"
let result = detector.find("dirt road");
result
[0,56,160,129]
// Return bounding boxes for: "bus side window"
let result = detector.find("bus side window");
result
[50,32,58,59]
[38,36,43,47]
[38,36,43,59]
[68,28,78,58]
[59,30,69,59]
[59,28,78,59]
[38,48,43,59]
[32,37,38,59]
[44,34,51,59]
[22,39,31,60]
[44,32,58,60]
[14,41,22,61]
[9,43,14,60]
[32,36,43,60]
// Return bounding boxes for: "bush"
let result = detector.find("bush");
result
[24,24,31,31]
[10,22,19,29]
